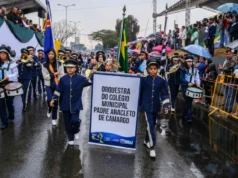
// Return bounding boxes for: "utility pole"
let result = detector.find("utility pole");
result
[70,21,81,41]
[164,3,168,33]
[152,0,157,34]
[185,0,191,27]
[57,3,76,47]
[158,24,161,32]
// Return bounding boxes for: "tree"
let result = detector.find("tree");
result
[71,44,87,51]
[88,30,118,49]
[52,19,78,44]
[94,43,104,51]
[115,15,140,42]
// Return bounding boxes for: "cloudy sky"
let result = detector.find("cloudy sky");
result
[27,0,216,49]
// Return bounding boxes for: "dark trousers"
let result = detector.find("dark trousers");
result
[29,77,38,98]
[224,86,236,112]
[0,94,15,123]
[204,83,213,105]
[38,75,45,94]
[144,112,157,148]
[19,79,31,109]
[207,37,215,56]
[169,83,179,108]
[0,98,8,125]
[46,86,58,120]
[182,88,193,120]
[62,111,81,141]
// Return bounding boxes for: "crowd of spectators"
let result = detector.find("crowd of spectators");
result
[144,11,238,57]
[0,6,42,33]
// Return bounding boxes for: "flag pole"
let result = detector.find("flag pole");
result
[116,5,126,64]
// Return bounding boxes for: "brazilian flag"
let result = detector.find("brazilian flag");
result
[117,18,128,73]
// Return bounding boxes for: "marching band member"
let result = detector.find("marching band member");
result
[140,57,170,158]
[50,59,92,145]
[37,49,46,95]
[133,51,148,75]
[92,51,106,72]
[18,48,33,112]
[58,49,66,60]
[166,55,180,112]
[27,46,39,100]
[180,56,201,123]
[0,45,18,129]
[105,60,113,72]
[71,53,78,61]
[65,48,72,60]
[42,49,64,126]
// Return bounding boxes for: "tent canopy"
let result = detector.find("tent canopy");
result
[0,0,46,15]
[157,0,238,16]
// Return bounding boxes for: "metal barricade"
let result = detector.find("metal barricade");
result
[210,74,238,119]
[209,116,238,163]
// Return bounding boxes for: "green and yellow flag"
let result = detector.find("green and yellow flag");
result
[117,18,128,73]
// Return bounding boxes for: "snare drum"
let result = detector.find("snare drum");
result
[0,88,5,98]
[185,87,203,99]
[5,82,23,97]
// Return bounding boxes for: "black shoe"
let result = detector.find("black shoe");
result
[22,108,27,112]
[8,119,14,123]
[187,119,192,124]
[1,124,8,130]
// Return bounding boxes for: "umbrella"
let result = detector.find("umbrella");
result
[132,49,141,54]
[128,48,133,53]
[153,45,173,52]
[138,37,148,41]
[149,51,161,57]
[226,39,238,50]
[129,40,139,45]
[217,3,238,13]
[182,44,212,59]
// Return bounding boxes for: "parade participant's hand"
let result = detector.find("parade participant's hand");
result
[164,108,169,115]
[4,76,9,81]
[188,83,193,87]
[50,100,55,107]
[54,72,60,76]
[92,69,97,73]
[218,64,222,70]
[136,73,142,76]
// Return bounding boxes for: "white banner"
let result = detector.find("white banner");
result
[0,21,43,59]
[89,72,141,150]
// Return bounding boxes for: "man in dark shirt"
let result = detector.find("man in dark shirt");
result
[207,18,216,56]
[7,7,19,24]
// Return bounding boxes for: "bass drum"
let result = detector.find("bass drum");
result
[5,82,23,97]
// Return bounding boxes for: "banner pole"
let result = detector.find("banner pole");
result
[116,6,126,64]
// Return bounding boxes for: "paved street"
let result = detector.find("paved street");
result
[0,87,237,178]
